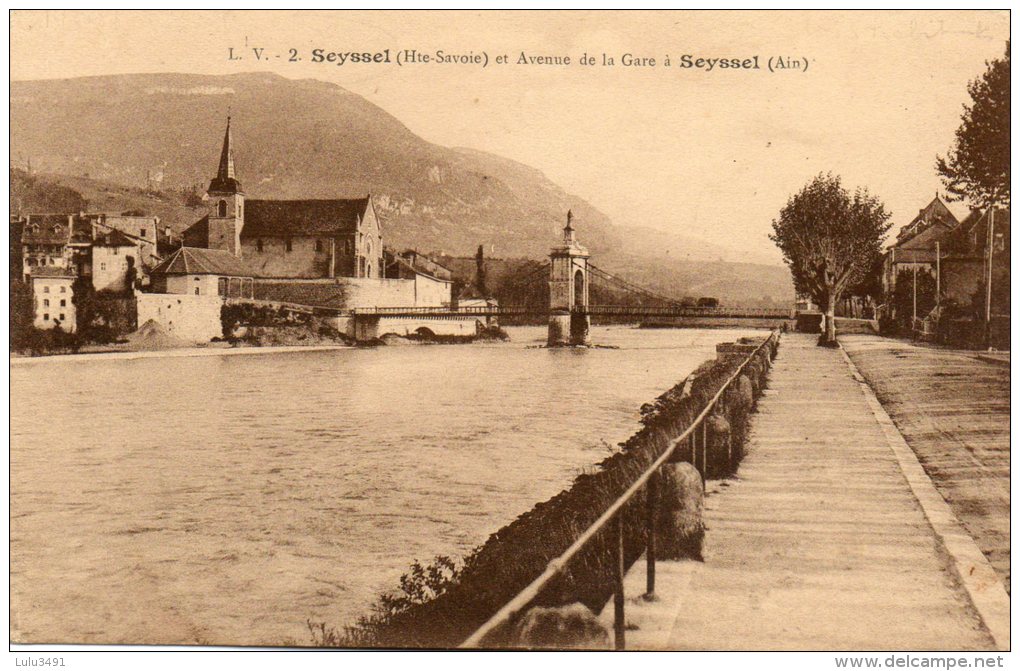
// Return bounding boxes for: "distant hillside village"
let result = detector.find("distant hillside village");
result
[11,118,493,350]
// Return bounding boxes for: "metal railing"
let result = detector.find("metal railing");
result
[460,330,779,649]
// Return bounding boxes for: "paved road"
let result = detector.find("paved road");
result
[607,334,996,650]
[841,336,1010,594]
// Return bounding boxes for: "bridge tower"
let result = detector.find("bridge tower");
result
[548,211,591,346]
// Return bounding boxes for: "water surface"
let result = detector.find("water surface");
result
[10,325,760,645]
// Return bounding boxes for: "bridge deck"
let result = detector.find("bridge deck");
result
[601,334,1002,650]
[348,305,792,318]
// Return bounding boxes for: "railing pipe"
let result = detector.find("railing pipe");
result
[459,331,778,649]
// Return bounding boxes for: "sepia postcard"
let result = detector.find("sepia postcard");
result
[7,8,1011,665]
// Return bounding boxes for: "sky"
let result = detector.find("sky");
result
[10,10,1010,265]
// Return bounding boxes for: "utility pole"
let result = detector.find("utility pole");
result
[935,241,940,312]
[912,250,917,325]
[984,207,996,349]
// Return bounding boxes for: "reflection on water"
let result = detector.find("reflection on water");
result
[10,326,760,645]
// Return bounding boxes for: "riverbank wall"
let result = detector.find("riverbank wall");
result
[327,334,779,649]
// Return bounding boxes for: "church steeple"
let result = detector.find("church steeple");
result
[208,115,242,195]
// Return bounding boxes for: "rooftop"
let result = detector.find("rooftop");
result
[241,198,372,239]
[150,246,254,277]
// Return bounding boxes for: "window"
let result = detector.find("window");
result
[59,314,65,321]
[26,258,34,267]
[59,286,66,293]
[43,299,49,307]
[286,238,293,252]
[194,287,200,295]
[112,247,119,255]
[43,286,50,293]
[256,239,263,253]
[43,313,49,321]
[218,200,227,217]
[315,239,323,253]
[140,229,146,238]
[100,263,106,271]
[60,299,66,307]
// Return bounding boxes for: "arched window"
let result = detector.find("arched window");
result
[573,269,585,308]
[217,200,227,217]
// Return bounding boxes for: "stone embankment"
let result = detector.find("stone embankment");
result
[329,333,778,649]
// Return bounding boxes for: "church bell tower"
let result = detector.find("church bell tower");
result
[207,116,245,256]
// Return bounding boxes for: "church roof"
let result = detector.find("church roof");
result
[241,198,372,239]
[150,246,253,277]
[208,116,242,194]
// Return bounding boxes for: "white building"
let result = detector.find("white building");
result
[31,267,76,332]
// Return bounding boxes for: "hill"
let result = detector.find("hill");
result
[10,72,793,305]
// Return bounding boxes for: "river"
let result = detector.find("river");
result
[10,325,762,646]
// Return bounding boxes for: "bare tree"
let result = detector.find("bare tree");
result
[770,174,891,345]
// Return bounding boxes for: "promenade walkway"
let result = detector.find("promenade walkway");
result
[841,335,1010,594]
[606,334,1003,651]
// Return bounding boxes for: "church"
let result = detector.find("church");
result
[182,117,386,280]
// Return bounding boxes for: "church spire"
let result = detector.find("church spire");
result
[209,115,242,194]
[218,115,235,181]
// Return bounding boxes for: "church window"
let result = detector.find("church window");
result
[256,239,264,252]
[315,239,323,253]
[218,200,227,217]
[286,238,293,253]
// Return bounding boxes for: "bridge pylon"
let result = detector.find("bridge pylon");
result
[548,211,591,346]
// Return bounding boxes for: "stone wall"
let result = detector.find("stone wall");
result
[136,293,223,343]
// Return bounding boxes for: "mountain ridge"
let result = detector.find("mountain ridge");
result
[10,71,793,304]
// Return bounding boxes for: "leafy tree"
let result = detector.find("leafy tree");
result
[770,173,891,344]
[936,42,1010,207]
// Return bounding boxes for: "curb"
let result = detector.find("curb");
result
[839,346,1011,651]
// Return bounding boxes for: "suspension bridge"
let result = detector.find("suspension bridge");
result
[348,214,790,344]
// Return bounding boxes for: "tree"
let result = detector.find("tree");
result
[936,42,1010,208]
[770,173,891,345]
[475,245,487,297]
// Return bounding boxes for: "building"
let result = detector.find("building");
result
[31,267,76,332]
[881,196,960,296]
[940,207,1010,314]
[21,213,74,281]
[182,117,385,279]
[384,249,455,307]
[148,246,255,298]
[92,229,139,293]
[20,212,160,284]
